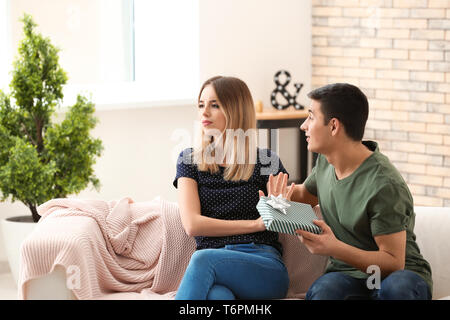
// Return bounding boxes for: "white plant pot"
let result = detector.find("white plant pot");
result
[1,216,37,285]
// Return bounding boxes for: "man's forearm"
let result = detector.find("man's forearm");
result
[290,184,319,206]
[333,241,405,278]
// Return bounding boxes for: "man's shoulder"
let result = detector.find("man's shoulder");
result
[370,149,405,182]
[363,150,413,204]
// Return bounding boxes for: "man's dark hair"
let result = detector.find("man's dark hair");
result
[307,83,369,141]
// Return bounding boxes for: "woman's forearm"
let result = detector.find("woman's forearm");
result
[184,214,264,237]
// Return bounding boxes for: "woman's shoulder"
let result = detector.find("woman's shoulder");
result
[255,147,287,177]
[177,147,195,166]
[179,147,194,156]
[256,148,281,164]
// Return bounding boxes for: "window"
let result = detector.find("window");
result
[3,0,199,109]
[0,0,11,91]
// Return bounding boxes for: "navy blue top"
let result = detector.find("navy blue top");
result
[173,147,288,254]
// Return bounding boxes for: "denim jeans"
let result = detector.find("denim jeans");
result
[175,243,289,300]
[306,270,432,300]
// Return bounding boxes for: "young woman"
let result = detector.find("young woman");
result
[173,76,292,300]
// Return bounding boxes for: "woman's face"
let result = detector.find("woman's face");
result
[198,84,227,134]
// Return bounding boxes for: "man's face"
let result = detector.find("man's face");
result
[300,100,333,153]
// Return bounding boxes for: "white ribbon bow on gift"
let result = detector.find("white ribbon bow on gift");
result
[266,194,291,215]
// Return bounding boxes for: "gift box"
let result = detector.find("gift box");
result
[257,196,322,235]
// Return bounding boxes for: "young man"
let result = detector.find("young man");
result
[288,83,432,300]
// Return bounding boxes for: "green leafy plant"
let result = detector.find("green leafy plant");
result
[0,14,103,222]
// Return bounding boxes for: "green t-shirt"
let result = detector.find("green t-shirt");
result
[304,140,433,293]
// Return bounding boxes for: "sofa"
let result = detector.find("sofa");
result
[19,205,450,300]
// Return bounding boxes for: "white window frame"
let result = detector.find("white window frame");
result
[2,0,199,111]
[62,82,197,112]
[64,0,199,111]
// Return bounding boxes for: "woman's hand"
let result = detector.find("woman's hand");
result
[258,173,295,201]
[255,173,294,233]
[254,216,267,232]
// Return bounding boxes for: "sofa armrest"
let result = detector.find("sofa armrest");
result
[414,206,450,300]
[24,265,76,300]
[20,215,106,300]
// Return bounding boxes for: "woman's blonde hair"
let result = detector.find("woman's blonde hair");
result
[193,76,257,181]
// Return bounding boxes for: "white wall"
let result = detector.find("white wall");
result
[199,0,312,110]
[0,0,312,260]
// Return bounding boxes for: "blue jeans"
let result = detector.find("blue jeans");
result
[175,243,289,300]
[306,270,432,300]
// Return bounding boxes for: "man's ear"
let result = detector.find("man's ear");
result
[330,118,340,136]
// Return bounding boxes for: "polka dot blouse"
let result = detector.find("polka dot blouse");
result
[173,147,288,254]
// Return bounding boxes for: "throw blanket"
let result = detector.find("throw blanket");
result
[19,197,327,300]
[19,197,197,299]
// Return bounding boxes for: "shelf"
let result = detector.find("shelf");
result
[255,108,309,120]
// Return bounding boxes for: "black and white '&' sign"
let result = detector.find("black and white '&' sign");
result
[270,70,304,110]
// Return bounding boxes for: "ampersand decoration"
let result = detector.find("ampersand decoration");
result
[270,70,304,110]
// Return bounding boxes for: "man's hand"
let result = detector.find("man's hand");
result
[258,173,295,200]
[296,219,341,256]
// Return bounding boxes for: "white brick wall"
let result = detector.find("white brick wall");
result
[312,0,450,206]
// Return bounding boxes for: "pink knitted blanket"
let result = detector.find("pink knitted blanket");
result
[19,197,197,299]
[19,198,327,300]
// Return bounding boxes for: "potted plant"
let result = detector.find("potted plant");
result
[0,14,103,283]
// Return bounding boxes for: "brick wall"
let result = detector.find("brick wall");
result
[311,0,450,207]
